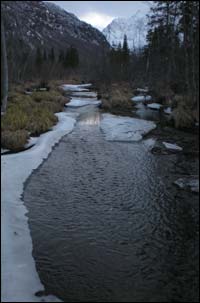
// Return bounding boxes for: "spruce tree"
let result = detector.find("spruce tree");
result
[49,47,55,62]
[36,47,42,66]
[122,34,130,65]
[43,49,47,61]
[63,46,79,68]
[59,50,65,63]
[70,46,79,68]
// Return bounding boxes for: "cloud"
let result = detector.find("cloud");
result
[79,12,115,30]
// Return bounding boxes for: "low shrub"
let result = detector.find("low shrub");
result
[172,104,195,128]
[27,108,58,135]
[1,105,29,131]
[1,81,69,150]
[100,82,133,110]
[31,91,59,103]
[171,94,196,128]
[1,130,29,151]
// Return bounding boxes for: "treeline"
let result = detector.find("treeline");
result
[146,1,199,104]
[35,46,79,70]
[109,35,130,80]
[11,45,80,81]
[101,1,199,110]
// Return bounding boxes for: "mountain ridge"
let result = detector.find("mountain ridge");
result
[102,12,147,50]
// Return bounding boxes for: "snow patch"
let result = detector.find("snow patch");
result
[61,83,92,92]
[143,138,156,149]
[66,97,101,107]
[132,95,152,102]
[71,91,97,98]
[136,88,149,93]
[1,148,10,154]
[147,103,162,110]
[174,177,199,193]
[24,137,39,149]
[164,107,172,115]
[1,112,76,302]
[162,142,183,151]
[100,113,156,142]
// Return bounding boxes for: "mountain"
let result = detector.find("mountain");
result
[1,1,110,80]
[102,12,147,50]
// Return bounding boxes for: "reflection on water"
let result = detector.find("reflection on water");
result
[133,103,170,123]
[65,104,101,126]
[79,109,101,126]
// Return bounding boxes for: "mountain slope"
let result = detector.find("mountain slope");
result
[102,12,147,50]
[1,1,110,80]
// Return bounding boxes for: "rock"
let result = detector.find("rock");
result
[174,177,199,193]
[24,90,32,95]
[151,146,168,155]
[35,290,46,297]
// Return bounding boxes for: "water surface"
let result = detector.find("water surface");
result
[24,99,199,302]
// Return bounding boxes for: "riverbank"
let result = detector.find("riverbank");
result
[1,112,76,302]
[1,80,71,152]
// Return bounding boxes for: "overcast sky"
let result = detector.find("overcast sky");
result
[48,1,151,30]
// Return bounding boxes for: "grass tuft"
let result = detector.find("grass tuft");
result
[1,81,69,151]
[1,130,29,151]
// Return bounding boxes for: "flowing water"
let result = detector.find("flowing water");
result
[23,91,199,302]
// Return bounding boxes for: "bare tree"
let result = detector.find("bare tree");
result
[1,16,8,114]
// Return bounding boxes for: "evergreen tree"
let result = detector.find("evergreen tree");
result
[59,50,65,63]
[49,47,55,62]
[63,46,79,68]
[122,34,130,65]
[64,49,70,68]
[70,46,79,68]
[43,49,47,61]
[35,47,42,66]
[147,0,199,101]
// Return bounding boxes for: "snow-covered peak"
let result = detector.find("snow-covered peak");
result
[102,11,147,50]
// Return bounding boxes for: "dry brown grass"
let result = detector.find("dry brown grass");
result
[1,81,69,150]
[172,95,195,128]
[100,82,133,110]
[1,130,29,151]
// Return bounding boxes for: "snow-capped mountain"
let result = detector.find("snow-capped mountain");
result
[102,12,147,50]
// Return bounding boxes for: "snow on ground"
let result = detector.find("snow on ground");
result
[162,142,183,151]
[164,107,172,115]
[61,83,92,92]
[1,112,76,302]
[1,148,10,154]
[131,95,152,102]
[66,97,101,107]
[147,103,162,110]
[143,138,156,149]
[174,177,199,193]
[71,91,97,98]
[24,137,39,149]
[136,88,149,93]
[100,113,156,142]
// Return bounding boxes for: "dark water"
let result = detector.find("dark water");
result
[23,105,199,302]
